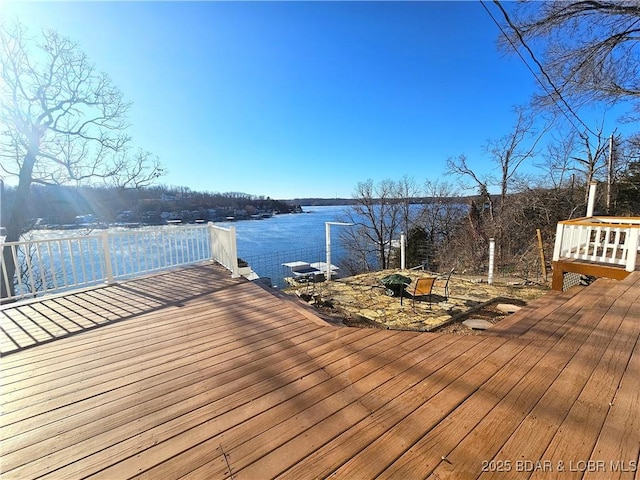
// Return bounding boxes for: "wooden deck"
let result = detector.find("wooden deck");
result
[1,262,639,479]
[551,257,640,291]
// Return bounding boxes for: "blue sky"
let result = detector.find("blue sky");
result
[1,1,629,199]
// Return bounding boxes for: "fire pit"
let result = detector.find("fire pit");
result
[380,273,412,298]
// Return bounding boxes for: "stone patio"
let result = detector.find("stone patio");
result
[284,269,548,331]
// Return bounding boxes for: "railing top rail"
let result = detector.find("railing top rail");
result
[0,224,218,248]
[208,222,232,233]
[558,216,640,227]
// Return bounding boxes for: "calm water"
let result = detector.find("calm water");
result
[217,205,350,258]
[217,205,353,286]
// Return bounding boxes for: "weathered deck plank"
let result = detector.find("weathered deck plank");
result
[1,300,310,414]
[475,275,640,480]
[1,263,638,479]
[273,335,515,480]
[271,333,476,478]
[427,276,639,480]
[584,305,640,480]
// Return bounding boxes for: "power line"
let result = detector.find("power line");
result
[479,0,599,138]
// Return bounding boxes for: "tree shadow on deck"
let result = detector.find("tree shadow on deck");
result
[0,263,243,356]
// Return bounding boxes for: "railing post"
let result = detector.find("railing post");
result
[488,238,495,285]
[586,181,597,217]
[325,222,354,281]
[229,225,239,278]
[624,228,639,272]
[207,222,216,261]
[325,222,332,281]
[101,231,114,284]
[552,223,564,262]
[0,237,10,302]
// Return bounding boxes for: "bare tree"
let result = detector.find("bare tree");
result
[498,1,640,117]
[614,157,640,214]
[0,21,164,299]
[411,179,464,271]
[536,130,577,189]
[571,124,611,204]
[447,107,544,248]
[484,106,549,216]
[446,106,549,267]
[339,179,405,272]
[446,154,494,221]
[396,175,421,237]
[445,153,496,268]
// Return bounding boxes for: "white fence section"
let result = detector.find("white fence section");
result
[208,224,239,276]
[552,216,640,272]
[1,223,239,303]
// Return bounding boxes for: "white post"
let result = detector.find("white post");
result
[586,181,597,217]
[326,222,332,281]
[607,134,614,213]
[400,232,406,270]
[623,228,639,272]
[325,222,353,281]
[488,238,495,285]
[101,230,114,284]
[207,222,216,261]
[229,225,239,278]
[552,223,564,261]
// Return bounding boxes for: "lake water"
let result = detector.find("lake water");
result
[218,205,349,256]
[217,205,353,287]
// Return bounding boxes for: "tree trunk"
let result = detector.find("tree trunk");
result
[378,243,387,270]
[1,152,36,301]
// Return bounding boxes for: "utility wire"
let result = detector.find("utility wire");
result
[480,0,599,138]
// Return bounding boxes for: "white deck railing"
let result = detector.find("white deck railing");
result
[0,223,239,303]
[552,216,640,272]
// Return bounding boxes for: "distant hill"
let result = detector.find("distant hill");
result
[291,198,357,206]
[291,196,474,206]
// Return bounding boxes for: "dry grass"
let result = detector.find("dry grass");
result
[284,269,549,331]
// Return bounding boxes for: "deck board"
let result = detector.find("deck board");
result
[584,311,640,480]
[426,277,639,480]
[1,262,639,479]
[272,334,472,479]
[97,331,414,480]
[276,336,515,480]
[1,301,312,409]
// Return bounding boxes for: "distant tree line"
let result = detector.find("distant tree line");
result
[0,184,303,228]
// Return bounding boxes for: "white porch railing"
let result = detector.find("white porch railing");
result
[0,222,239,304]
[552,216,640,272]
